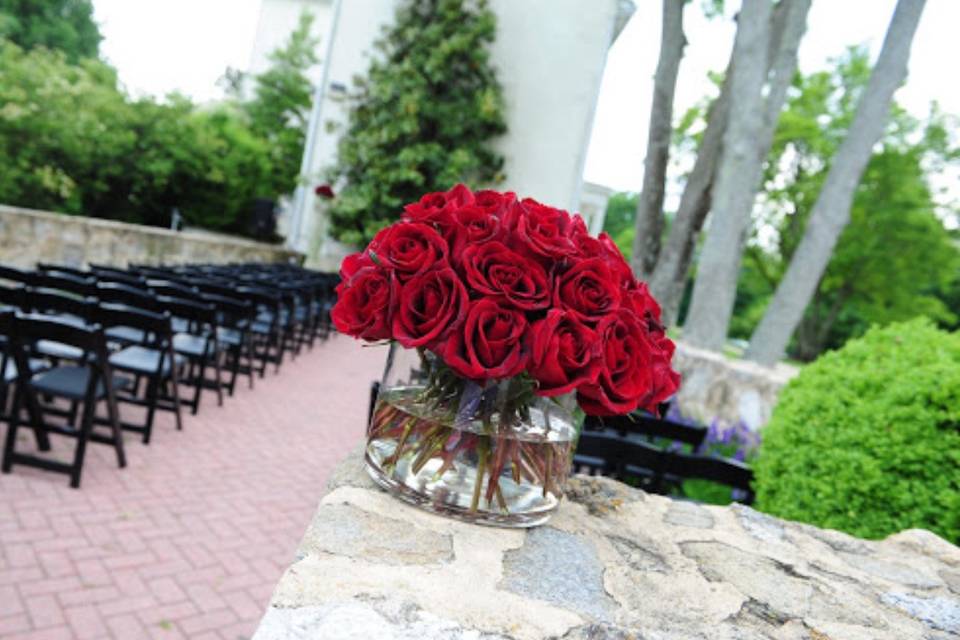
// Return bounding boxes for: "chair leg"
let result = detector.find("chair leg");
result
[16,385,51,452]
[171,375,184,431]
[142,377,159,444]
[70,398,98,488]
[1,389,24,473]
[227,346,240,396]
[191,358,204,416]
[212,350,224,408]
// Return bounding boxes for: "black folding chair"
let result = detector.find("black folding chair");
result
[154,296,224,414]
[1,316,127,488]
[94,283,159,345]
[21,289,97,362]
[0,310,49,450]
[96,304,184,443]
[201,292,256,395]
[240,287,284,377]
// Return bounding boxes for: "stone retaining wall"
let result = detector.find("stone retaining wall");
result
[253,448,960,639]
[672,341,799,430]
[0,204,301,268]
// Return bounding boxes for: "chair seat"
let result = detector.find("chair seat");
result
[36,339,85,361]
[250,321,273,336]
[29,366,132,400]
[109,346,184,375]
[105,325,145,345]
[171,317,190,333]
[217,328,242,346]
[173,333,220,357]
[3,359,46,383]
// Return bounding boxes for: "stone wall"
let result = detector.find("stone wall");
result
[672,341,799,430]
[253,448,960,639]
[0,204,301,268]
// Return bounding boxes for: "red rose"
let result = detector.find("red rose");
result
[332,266,396,341]
[454,205,504,246]
[367,222,447,281]
[339,251,374,282]
[555,257,622,324]
[625,282,664,330]
[402,184,474,240]
[530,310,601,396]
[473,190,515,218]
[392,266,468,348]
[443,298,529,381]
[315,184,335,198]
[461,241,550,311]
[577,309,679,416]
[571,215,603,258]
[508,198,577,260]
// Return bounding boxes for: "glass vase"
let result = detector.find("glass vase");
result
[365,344,579,528]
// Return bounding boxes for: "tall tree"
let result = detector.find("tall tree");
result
[681,0,773,349]
[649,0,810,326]
[244,12,319,198]
[326,0,507,246]
[0,0,101,63]
[746,0,927,365]
[630,0,686,279]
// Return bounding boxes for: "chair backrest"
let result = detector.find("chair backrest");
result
[94,303,173,347]
[37,263,90,279]
[655,451,755,503]
[10,315,110,369]
[0,284,25,311]
[92,268,146,288]
[0,265,38,287]
[154,295,216,332]
[237,286,282,326]
[200,292,254,328]
[583,412,708,449]
[148,280,200,301]
[33,272,97,297]
[22,289,96,324]
[95,282,158,312]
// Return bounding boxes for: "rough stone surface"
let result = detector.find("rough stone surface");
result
[254,449,960,640]
[672,341,798,429]
[0,204,300,268]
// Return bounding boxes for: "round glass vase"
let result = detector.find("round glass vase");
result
[365,344,579,528]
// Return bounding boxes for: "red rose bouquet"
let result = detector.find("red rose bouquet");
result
[333,184,680,526]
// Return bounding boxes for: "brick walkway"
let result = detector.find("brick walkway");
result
[0,335,387,640]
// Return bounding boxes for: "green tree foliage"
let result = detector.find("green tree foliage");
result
[746,48,960,359]
[327,0,507,245]
[0,0,100,62]
[755,319,960,543]
[243,12,319,196]
[672,48,960,358]
[0,13,317,238]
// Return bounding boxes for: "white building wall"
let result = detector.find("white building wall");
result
[279,0,631,269]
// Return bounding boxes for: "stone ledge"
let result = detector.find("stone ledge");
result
[253,447,960,640]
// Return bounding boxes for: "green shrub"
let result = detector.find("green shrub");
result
[754,318,960,542]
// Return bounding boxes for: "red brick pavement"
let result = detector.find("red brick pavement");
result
[0,335,387,639]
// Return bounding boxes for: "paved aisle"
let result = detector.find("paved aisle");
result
[0,335,387,639]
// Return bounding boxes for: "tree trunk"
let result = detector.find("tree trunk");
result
[745,0,926,366]
[631,0,686,279]
[680,0,773,350]
[650,0,807,326]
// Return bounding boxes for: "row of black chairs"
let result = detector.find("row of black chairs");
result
[573,410,755,504]
[0,261,340,488]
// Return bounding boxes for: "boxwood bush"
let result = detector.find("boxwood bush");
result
[754,318,960,543]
